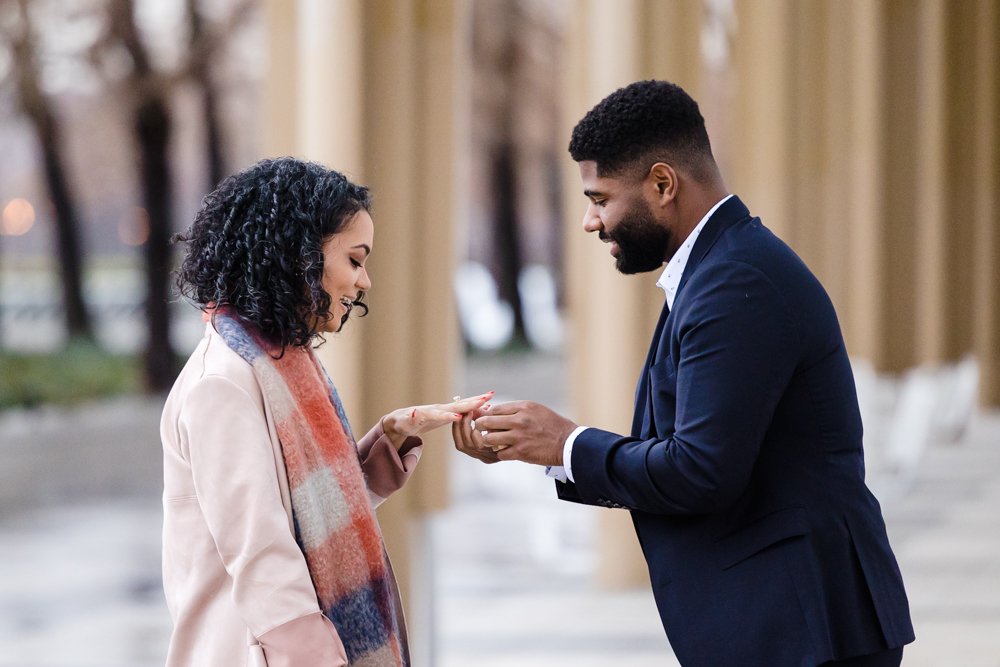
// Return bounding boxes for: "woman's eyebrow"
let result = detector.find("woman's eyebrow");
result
[352,244,371,256]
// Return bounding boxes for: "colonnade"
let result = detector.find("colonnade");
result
[263,0,1000,633]
[561,0,1000,587]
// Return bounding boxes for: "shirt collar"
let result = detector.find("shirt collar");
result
[656,194,733,309]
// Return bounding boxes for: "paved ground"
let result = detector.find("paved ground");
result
[1,349,998,666]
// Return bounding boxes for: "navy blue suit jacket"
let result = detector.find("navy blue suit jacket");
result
[557,196,914,666]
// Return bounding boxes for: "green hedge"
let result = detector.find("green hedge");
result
[0,342,141,410]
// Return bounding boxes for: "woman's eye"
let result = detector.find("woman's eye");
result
[350,258,362,268]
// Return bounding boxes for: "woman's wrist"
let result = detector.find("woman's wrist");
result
[380,413,409,451]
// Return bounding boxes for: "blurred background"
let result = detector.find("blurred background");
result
[0,0,998,665]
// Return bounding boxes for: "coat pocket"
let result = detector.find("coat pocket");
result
[715,506,811,570]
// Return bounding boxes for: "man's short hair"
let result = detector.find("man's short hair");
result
[569,80,715,181]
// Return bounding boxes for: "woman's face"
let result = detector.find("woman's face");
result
[318,210,374,333]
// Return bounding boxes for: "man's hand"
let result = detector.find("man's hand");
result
[472,400,577,467]
[452,409,501,464]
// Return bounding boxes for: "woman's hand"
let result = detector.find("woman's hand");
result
[381,392,494,447]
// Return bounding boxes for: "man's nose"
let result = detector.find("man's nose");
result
[581,204,602,233]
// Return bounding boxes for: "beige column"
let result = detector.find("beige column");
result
[563,0,704,589]
[912,0,949,363]
[972,0,1000,406]
[262,0,299,158]
[359,2,464,662]
[787,1,832,285]
[300,0,368,423]
[843,0,927,373]
[937,1,980,363]
[263,0,368,424]
[840,0,883,361]
[730,0,795,240]
[264,1,464,658]
[564,0,648,591]
[819,1,854,317]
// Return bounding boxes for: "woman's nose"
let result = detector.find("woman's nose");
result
[357,268,372,291]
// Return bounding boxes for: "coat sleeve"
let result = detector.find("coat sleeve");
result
[180,374,348,665]
[569,261,801,515]
[356,423,423,507]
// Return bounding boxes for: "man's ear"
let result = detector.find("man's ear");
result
[648,162,678,205]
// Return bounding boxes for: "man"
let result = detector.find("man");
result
[453,80,914,666]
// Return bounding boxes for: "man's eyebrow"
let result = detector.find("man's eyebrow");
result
[583,189,604,199]
[352,244,371,256]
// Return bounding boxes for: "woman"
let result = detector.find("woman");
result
[161,157,488,667]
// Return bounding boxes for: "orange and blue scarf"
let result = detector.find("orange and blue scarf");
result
[214,309,407,666]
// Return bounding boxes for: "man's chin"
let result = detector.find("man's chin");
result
[615,256,664,275]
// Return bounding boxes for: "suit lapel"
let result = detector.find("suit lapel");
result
[631,299,670,437]
[630,196,753,440]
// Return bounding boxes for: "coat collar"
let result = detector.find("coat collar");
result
[675,195,751,300]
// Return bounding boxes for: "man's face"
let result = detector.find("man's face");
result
[577,160,672,274]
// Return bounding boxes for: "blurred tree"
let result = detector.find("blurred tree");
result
[100,0,177,391]
[186,0,225,190]
[92,0,252,391]
[472,0,566,349]
[2,0,95,343]
[487,2,527,346]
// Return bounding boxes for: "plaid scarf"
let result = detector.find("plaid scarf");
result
[214,310,408,666]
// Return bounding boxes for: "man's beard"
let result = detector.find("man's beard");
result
[607,199,671,274]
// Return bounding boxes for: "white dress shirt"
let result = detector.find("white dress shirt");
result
[547,195,733,484]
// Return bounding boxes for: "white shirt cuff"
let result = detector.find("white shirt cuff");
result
[544,426,588,484]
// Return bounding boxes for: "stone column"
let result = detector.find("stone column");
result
[972,0,1000,407]
[264,1,464,660]
[563,0,704,589]
[730,0,795,240]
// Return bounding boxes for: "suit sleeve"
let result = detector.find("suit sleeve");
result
[180,374,348,665]
[568,261,800,515]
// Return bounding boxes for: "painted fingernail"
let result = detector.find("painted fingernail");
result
[453,413,462,418]
[482,404,491,410]
[410,408,417,420]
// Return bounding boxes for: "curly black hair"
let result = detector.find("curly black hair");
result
[569,80,715,180]
[173,157,371,351]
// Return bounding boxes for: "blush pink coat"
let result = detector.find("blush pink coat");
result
[160,325,421,666]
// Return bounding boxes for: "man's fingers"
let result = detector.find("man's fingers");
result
[480,428,517,448]
[495,444,522,462]
[479,400,526,416]
[474,414,519,432]
[470,424,489,450]
[454,414,476,450]
[451,418,465,449]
